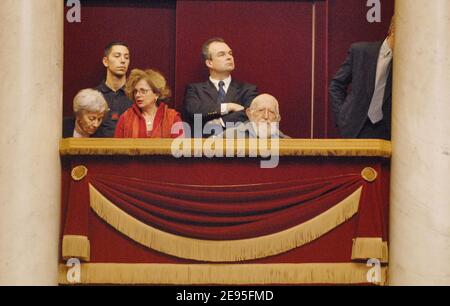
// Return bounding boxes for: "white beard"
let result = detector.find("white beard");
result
[250,122,280,139]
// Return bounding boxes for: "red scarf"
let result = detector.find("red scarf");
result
[115,102,184,138]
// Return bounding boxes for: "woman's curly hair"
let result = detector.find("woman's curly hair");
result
[125,68,171,102]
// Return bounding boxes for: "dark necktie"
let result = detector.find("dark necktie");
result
[218,81,226,104]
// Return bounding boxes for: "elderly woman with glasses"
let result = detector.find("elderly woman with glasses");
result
[114,69,184,138]
[63,88,109,138]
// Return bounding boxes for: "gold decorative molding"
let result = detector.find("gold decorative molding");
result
[60,138,392,158]
[361,167,378,182]
[71,165,88,181]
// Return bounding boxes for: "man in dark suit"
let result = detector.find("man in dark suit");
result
[183,38,258,136]
[329,18,395,140]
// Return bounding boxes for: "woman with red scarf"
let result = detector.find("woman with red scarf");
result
[114,69,184,138]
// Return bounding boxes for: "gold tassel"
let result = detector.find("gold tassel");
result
[89,184,362,262]
[351,237,388,263]
[62,235,90,262]
[58,262,387,285]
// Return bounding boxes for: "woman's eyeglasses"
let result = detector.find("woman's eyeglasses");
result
[133,88,152,96]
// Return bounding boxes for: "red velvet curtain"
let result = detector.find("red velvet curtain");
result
[90,174,362,239]
[64,172,384,241]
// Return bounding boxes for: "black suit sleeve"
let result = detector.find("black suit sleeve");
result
[329,46,354,122]
[222,84,258,125]
[221,110,247,125]
[183,84,221,121]
[240,84,259,108]
[62,117,75,138]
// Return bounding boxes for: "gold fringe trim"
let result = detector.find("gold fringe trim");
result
[351,238,389,263]
[62,235,90,262]
[89,184,362,262]
[60,138,391,157]
[58,263,387,285]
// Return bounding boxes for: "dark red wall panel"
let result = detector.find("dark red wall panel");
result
[313,1,329,139]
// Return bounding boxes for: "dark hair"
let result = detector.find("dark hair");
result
[201,37,226,61]
[104,41,129,57]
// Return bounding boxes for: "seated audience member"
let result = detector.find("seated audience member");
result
[183,37,258,136]
[219,94,290,139]
[114,69,184,138]
[63,88,109,138]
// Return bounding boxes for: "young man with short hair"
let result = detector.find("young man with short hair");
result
[93,41,133,137]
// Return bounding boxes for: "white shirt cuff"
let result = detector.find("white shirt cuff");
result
[220,103,229,115]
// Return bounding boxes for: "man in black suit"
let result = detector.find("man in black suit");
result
[329,18,395,140]
[183,38,258,136]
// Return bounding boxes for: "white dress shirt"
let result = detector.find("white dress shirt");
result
[368,38,393,123]
[73,129,85,138]
[209,75,232,115]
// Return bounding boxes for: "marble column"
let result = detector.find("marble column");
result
[390,0,450,285]
[0,0,63,285]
